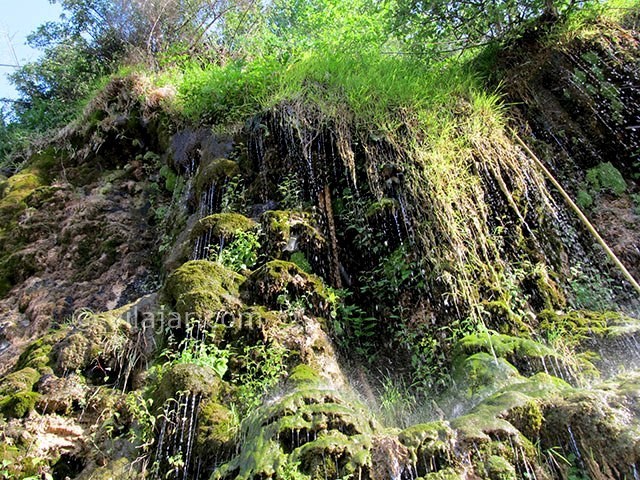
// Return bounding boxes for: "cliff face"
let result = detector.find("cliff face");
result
[0,14,639,480]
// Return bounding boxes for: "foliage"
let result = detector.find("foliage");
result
[567,263,618,310]
[331,291,379,358]
[233,342,289,414]
[377,375,418,428]
[125,391,156,450]
[162,330,229,379]
[220,175,247,213]
[289,252,312,274]
[391,0,582,54]
[278,173,304,210]
[585,162,627,196]
[217,230,261,272]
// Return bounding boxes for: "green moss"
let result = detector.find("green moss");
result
[0,368,40,396]
[423,468,463,479]
[214,387,378,480]
[0,391,40,418]
[452,352,521,402]
[191,213,256,242]
[455,332,559,377]
[165,260,244,321]
[197,402,236,451]
[155,363,222,410]
[288,364,321,386]
[485,455,516,480]
[504,400,543,439]
[537,309,623,343]
[586,162,627,196]
[241,260,331,315]
[289,252,312,274]
[195,159,239,194]
[16,332,65,374]
[399,421,454,473]
[260,211,324,258]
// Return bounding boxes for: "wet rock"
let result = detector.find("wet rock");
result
[165,260,244,324]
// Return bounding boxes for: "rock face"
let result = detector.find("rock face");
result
[0,15,640,480]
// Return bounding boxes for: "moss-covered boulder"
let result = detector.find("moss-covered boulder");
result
[196,402,237,462]
[0,391,40,418]
[260,210,324,262]
[154,363,222,410]
[53,311,133,381]
[241,260,331,315]
[213,387,380,480]
[195,158,239,195]
[450,352,522,410]
[455,331,582,381]
[191,213,256,242]
[165,260,244,323]
[0,367,42,419]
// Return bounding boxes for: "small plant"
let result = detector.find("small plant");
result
[377,375,417,428]
[217,230,261,272]
[278,173,304,210]
[586,162,627,196]
[233,342,290,414]
[162,326,229,379]
[125,392,156,450]
[568,263,617,311]
[220,175,247,213]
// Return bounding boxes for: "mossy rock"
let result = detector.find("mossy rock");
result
[451,352,522,403]
[190,213,256,242]
[53,312,132,378]
[196,402,236,459]
[0,367,40,396]
[399,421,456,475]
[195,158,239,194]
[0,366,42,419]
[451,372,568,444]
[0,391,40,418]
[241,260,331,315]
[288,364,322,387]
[165,260,244,323]
[214,387,379,480]
[455,332,563,378]
[260,210,324,259]
[154,363,222,410]
[485,455,517,480]
[15,332,65,374]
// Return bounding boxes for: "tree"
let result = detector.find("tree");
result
[391,0,578,54]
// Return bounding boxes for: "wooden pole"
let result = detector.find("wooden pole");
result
[511,129,640,297]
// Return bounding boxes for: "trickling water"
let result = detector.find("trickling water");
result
[567,425,582,461]
[152,392,204,480]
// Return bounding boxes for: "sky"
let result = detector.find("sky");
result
[0,0,63,100]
